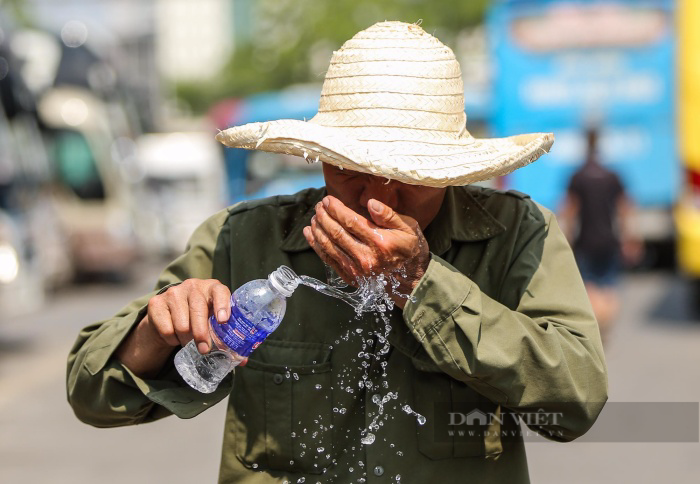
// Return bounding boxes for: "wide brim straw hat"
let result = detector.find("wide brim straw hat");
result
[216,21,554,188]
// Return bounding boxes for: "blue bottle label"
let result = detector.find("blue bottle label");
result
[211,304,270,357]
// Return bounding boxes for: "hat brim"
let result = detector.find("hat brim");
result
[216,119,554,188]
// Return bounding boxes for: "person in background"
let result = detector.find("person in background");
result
[560,128,643,343]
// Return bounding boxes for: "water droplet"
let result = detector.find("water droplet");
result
[401,404,427,425]
[360,433,375,445]
[317,447,325,453]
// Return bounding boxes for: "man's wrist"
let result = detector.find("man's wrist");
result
[116,316,175,379]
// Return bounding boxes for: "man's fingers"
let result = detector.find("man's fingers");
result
[144,279,233,354]
[314,202,367,257]
[167,296,192,347]
[188,291,211,354]
[367,199,413,232]
[210,283,232,323]
[147,299,179,347]
[303,225,358,285]
[322,196,378,243]
[311,215,361,274]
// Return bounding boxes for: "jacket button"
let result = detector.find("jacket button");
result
[273,374,284,384]
[373,465,384,476]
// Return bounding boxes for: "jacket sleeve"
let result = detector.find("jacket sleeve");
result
[66,208,234,428]
[402,209,608,442]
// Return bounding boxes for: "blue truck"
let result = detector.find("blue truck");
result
[488,0,678,242]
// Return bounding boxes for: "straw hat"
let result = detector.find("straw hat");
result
[216,21,554,187]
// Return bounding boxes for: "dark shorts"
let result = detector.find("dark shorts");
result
[574,250,620,287]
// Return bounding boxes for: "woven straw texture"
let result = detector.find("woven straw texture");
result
[216,21,554,187]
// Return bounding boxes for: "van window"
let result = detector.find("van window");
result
[53,130,105,199]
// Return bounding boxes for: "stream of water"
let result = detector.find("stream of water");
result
[278,265,425,482]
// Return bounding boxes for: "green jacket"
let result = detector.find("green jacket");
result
[67,186,608,483]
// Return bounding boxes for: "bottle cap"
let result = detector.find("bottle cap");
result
[268,266,299,297]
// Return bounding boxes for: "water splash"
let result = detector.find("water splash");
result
[401,404,427,425]
[360,432,375,445]
[297,274,390,315]
[278,265,422,456]
[279,265,415,316]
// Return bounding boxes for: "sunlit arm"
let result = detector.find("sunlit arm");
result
[403,209,608,442]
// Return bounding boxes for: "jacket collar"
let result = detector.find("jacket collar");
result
[280,186,505,255]
[423,186,506,256]
[279,188,326,252]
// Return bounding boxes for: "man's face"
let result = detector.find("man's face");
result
[322,163,446,230]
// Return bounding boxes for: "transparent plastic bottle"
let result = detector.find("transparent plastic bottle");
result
[174,266,298,393]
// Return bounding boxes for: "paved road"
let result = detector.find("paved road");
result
[1,266,699,483]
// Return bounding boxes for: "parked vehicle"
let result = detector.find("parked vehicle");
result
[37,86,139,277]
[0,209,45,318]
[132,131,228,256]
[1,32,71,317]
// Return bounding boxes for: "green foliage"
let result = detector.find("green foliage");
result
[177,0,491,113]
[1,0,34,28]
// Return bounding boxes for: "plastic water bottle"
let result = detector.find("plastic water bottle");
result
[174,266,299,393]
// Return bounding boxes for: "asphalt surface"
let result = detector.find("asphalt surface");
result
[1,265,699,483]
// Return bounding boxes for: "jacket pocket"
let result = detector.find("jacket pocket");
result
[231,339,334,474]
[413,370,503,460]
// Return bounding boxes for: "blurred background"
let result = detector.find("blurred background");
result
[1,0,699,482]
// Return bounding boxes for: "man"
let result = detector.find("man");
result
[560,128,642,342]
[67,22,607,483]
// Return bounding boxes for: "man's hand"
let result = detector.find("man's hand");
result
[302,196,430,308]
[145,279,232,353]
[116,279,231,378]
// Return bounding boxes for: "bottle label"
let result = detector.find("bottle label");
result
[211,304,270,357]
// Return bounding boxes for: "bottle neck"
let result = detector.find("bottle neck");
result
[268,266,299,298]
